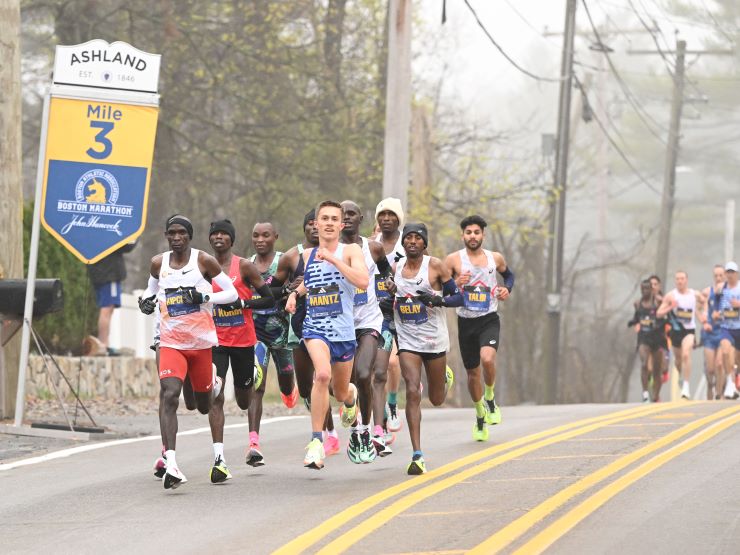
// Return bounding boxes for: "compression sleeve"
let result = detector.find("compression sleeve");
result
[441,278,464,307]
[376,255,392,277]
[499,266,515,291]
[268,277,287,300]
[244,283,275,309]
[627,307,639,328]
[142,275,159,298]
[210,272,238,305]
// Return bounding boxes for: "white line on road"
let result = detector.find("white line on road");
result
[0,415,305,471]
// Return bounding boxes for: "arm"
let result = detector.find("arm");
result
[285,251,310,314]
[370,240,392,278]
[655,292,675,318]
[319,244,368,289]
[627,302,640,328]
[494,252,513,300]
[696,290,708,326]
[199,253,238,305]
[417,258,463,308]
[138,255,162,314]
[240,259,275,310]
[445,252,470,288]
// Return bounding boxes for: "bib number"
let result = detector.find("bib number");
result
[354,287,368,306]
[374,274,391,299]
[463,285,491,312]
[396,296,428,324]
[675,307,693,324]
[308,284,343,318]
[213,304,244,327]
[165,288,199,317]
[723,308,739,320]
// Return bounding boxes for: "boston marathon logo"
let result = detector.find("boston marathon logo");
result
[57,169,133,236]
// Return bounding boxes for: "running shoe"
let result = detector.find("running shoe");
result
[681,380,691,400]
[642,390,650,403]
[281,384,299,409]
[473,417,489,442]
[372,430,393,457]
[163,465,187,489]
[246,443,265,467]
[213,376,223,399]
[724,377,738,400]
[359,430,378,463]
[407,454,427,475]
[382,426,396,445]
[445,365,455,393]
[323,434,340,456]
[386,402,402,432]
[153,455,167,479]
[303,396,311,411]
[347,431,362,464]
[304,438,325,470]
[339,384,359,428]
[210,456,232,483]
[485,397,502,425]
[661,369,669,384]
[253,362,264,391]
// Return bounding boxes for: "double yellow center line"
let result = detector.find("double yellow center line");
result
[273,403,677,554]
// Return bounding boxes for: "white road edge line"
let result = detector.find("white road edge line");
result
[0,415,306,471]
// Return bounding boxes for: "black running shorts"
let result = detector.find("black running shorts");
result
[396,349,446,361]
[669,328,695,349]
[212,345,256,390]
[458,312,500,370]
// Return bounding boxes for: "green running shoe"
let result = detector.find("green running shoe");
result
[339,383,358,428]
[253,361,264,391]
[347,431,362,464]
[485,397,502,425]
[359,430,378,464]
[445,365,455,393]
[303,438,325,470]
[407,454,427,475]
[473,417,489,442]
[210,456,232,483]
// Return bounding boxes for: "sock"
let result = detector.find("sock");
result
[484,384,495,401]
[474,398,487,418]
[165,450,177,469]
[249,431,259,446]
[327,429,338,439]
[387,392,397,405]
[412,449,423,460]
[357,423,368,434]
[312,431,323,443]
[213,442,224,461]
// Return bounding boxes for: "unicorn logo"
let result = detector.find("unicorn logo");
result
[85,179,107,203]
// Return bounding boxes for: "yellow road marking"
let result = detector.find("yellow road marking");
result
[651,412,696,419]
[385,551,466,555]
[467,404,740,554]
[563,436,653,441]
[314,404,678,554]
[461,476,583,483]
[271,403,668,555]
[518,454,618,461]
[399,508,512,518]
[607,422,678,427]
[510,408,740,555]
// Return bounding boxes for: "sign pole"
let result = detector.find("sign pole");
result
[14,93,50,427]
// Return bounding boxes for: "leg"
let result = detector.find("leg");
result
[373,347,391,428]
[387,348,401,399]
[247,341,270,434]
[703,347,717,400]
[273,347,297,397]
[159,377,183,450]
[354,333,379,426]
[680,334,694,381]
[306,339,333,434]
[649,348,662,402]
[182,375,196,410]
[399,352,424,452]
[96,305,114,348]
[638,344,650,393]
[424,355,449,407]
[208,347,229,444]
[293,345,314,401]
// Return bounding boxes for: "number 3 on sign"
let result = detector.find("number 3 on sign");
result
[87,121,113,159]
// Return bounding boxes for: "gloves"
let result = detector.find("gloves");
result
[219,299,245,311]
[138,295,156,315]
[182,287,209,305]
[627,318,638,328]
[393,251,405,263]
[416,290,444,307]
[378,297,395,318]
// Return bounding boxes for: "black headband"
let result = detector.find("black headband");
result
[166,215,193,239]
[209,219,235,244]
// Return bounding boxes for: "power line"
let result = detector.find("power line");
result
[462,0,564,83]
[698,0,736,45]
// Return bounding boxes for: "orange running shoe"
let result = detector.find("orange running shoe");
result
[281,384,299,408]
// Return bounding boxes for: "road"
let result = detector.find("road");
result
[1,402,739,554]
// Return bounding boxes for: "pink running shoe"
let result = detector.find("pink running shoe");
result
[323,434,340,456]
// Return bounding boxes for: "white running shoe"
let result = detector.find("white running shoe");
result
[681,380,690,400]
[213,376,223,399]
[163,465,187,489]
[386,402,402,432]
[724,377,738,399]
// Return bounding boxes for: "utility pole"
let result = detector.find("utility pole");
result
[727,200,736,263]
[0,0,23,419]
[382,0,412,209]
[544,0,577,405]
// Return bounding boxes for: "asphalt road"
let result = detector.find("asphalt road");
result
[1,402,738,554]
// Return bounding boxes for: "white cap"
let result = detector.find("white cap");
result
[725,261,738,272]
[375,197,405,229]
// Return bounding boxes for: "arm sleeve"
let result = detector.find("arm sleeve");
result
[268,277,287,300]
[627,307,639,328]
[210,272,238,305]
[142,275,159,298]
[244,283,275,309]
[441,278,464,308]
[376,256,392,277]
[498,266,515,291]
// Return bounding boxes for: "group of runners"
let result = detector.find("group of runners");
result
[139,198,514,489]
[629,263,740,403]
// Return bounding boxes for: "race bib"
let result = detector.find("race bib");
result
[463,285,491,312]
[308,284,343,318]
[374,274,391,299]
[213,304,244,327]
[354,287,368,306]
[639,315,655,331]
[396,296,428,324]
[675,307,693,324]
[723,308,739,320]
[165,288,199,317]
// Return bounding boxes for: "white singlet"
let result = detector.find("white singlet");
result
[670,288,696,330]
[456,248,499,319]
[353,237,383,332]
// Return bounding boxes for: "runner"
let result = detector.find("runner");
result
[392,223,462,474]
[282,210,340,456]
[138,215,238,489]
[372,197,405,434]
[444,215,513,441]
[207,219,275,480]
[285,200,368,470]
[341,200,394,461]
[656,271,707,399]
[701,265,726,400]
[716,261,740,399]
[246,221,298,465]
[649,274,670,384]
[628,279,665,403]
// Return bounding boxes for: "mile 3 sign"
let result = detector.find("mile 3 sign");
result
[39,40,160,263]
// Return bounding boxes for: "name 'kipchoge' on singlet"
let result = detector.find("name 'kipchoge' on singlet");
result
[302,243,356,342]
[456,248,499,319]
[157,248,217,350]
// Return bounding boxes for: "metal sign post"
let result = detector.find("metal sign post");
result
[13,40,160,428]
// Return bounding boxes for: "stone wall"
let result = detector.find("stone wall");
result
[27,354,158,398]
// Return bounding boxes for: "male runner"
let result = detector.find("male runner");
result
[716,261,740,399]
[649,274,670,384]
[372,197,405,433]
[207,219,275,480]
[701,265,726,400]
[444,215,513,441]
[246,222,298,465]
[341,200,394,461]
[657,271,707,399]
[285,200,368,470]
[138,215,238,489]
[391,223,462,474]
[628,279,665,402]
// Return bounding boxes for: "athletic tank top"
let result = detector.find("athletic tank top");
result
[249,252,282,315]
[393,256,449,353]
[670,288,696,330]
[456,248,499,318]
[373,232,405,266]
[302,243,356,342]
[719,282,740,330]
[707,286,723,332]
[352,238,383,332]
[211,255,257,347]
[635,300,661,339]
[249,251,289,346]
[157,249,217,350]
